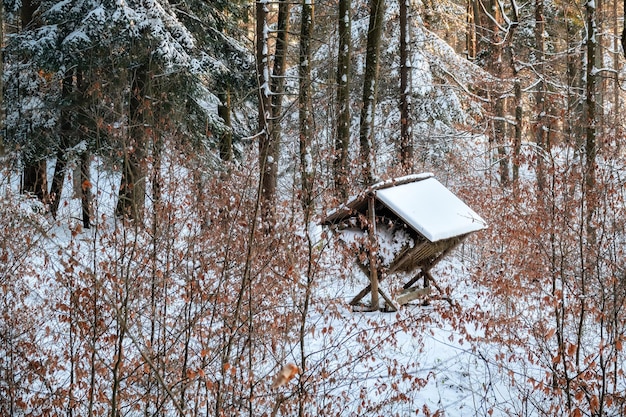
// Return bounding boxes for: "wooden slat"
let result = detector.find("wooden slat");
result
[396,287,432,306]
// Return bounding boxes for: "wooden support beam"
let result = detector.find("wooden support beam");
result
[367,196,379,310]
[349,262,383,305]
[402,270,424,290]
[396,286,432,306]
[350,284,398,311]
[349,283,371,306]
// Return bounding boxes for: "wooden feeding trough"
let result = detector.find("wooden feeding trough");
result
[323,173,487,312]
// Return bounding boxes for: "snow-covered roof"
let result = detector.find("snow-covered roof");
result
[324,174,486,242]
[375,177,486,242]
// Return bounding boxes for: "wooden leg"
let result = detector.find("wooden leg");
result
[402,270,424,290]
[349,284,371,306]
[350,283,398,312]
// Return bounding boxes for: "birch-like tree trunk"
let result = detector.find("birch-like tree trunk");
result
[399,0,412,172]
[534,0,547,191]
[269,0,289,197]
[622,0,626,59]
[584,0,597,241]
[0,0,4,156]
[358,0,385,185]
[335,0,351,198]
[256,0,274,220]
[299,0,314,215]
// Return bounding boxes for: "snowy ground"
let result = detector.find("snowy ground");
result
[0,160,523,416]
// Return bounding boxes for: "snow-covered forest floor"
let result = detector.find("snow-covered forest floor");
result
[3,150,601,417]
[3,1,626,415]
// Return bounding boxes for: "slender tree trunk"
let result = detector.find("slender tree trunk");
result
[110,285,129,417]
[535,0,547,191]
[75,69,92,228]
[20,0,49,203]
[50,71,74,218]
[584,0,597,242]
[0,0,4,156]
[478,0,509,186]
[299,0,314,215]
[335,0,351,198]
[564,1,584,149]
[466,0,478,60]
[510,0,522,185]
[622,0,626,59]
[298,216,315,417]
[594,0,604,131]
[87,268,98,417]
[359,0,385,185]
[490,0,509,186]
[80,147,92,229]
[116,64,148,222]
[257,0,274,221]
[22,160,48,202]
[218,91,233,162]
[399,0,412,172]
[268,0,289,205]
[512,80,522,183]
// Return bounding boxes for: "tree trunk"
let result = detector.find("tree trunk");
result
[584,0,597,242]
[217,90,233,162]
[268,0,289,206]
[20,0,48,203]
[76,69,92,229]
[512,80,522,183]
[256,0,274,220]
[480,0,509,186]
[622,0,626,59]
[299,0,314,215]
[80,151,92,228]
[50,71,74,218]
[399,0,412,172]
[565,12,585,148]
[534,0,547,191]
[0,0,4,156]
[358,0,385,185]
[22,160,48,203]
[335,0,351,198]
[116,64,148,222]
[466,0,479,60]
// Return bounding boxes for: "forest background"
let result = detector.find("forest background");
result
[1,0,626,416]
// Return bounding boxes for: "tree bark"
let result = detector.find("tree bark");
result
[22,160,48,203]
[399,0,412,172]
[622,0,626,59]
[20,0,48,203]
[80,150,92,228]
[217,90,233,162]
[534,0,547,191]
[268,0,289,207]
[584,0,597,242]
[0,0,4,156]
[299,0,314,215]
[74,68,92,228]
[256,0,274,221]
[466,0,479,60]
[335,0,351,198]
[480,0,509,186]
[116,64,148,222]
[359,0,385,185]
[50,71,74,218]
